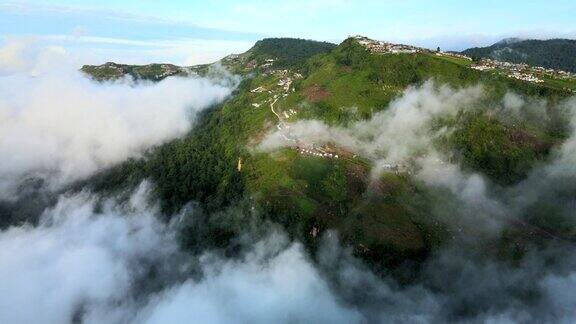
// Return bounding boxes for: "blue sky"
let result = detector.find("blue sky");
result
[2,0,575,65]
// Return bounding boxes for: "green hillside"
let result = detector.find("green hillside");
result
[80,62,207,81]
[462,38,576,73]
[245,37,337,69]
[78,36,575,276]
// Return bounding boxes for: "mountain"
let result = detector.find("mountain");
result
[462,38,576,72]
[80,62,203,81]
[77,36,576,278]
[81,38,336,81]
[244,37,336,68]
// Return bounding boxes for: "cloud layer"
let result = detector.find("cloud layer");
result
[0,183,180,324]
[4,185,576,323]
[0,40,236,198]
[0,186,360,324]
[136,234,362,324]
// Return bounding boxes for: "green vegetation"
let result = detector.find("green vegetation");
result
[541,75,576,92]
[430,53,473,67]
[80,62,200,81]
[441,111,556,185]
[247,38,337,69]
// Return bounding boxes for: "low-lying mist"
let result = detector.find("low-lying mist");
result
[3,182,576,323]
[0,184,363,323]
[0,40,237,199]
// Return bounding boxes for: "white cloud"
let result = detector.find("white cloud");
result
[0,40,237,198]
[37,35,255,65]
[2,182,576,323]
[136,234,362,324]
[0,183,180,324]
[0,186,363,324]
[0,37,67,76]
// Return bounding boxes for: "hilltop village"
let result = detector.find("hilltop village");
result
[352,35,469,60]
[353,35,423,54]
[471,58,576,84]
[352,36,576,91]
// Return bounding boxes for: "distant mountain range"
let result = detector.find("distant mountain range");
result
[462,38,576,72]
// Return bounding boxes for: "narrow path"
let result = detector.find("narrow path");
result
[270,97,281,123]
[270,96,294,141]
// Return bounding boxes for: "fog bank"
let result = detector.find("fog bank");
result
[0,40,237,198]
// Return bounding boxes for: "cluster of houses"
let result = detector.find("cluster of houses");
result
[379,162,410,174]
[297,147,339,159]
[90,62,127,78]
[508,72,544,83]
[274,68,302,79]
[353,35,424,54]
[470,65,492,71]
[277,78,292,92]
[222,54,241,64]
[471,58,575,84]
[261,58,276,69]
[530,65,575,80]
[250,86,266,93]
[283,109,297,119]
[352,35,575,88]
[472,59,522,71]
[154,64,183,79]
[250,69,302,96]
[471,60,545,82]
[354,35,472,62]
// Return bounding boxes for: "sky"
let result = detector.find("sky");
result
[1,0,576,65]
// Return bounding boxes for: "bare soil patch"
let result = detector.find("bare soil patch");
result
[302,84,330,102]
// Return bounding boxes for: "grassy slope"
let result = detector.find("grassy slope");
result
[82,37,574,271]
